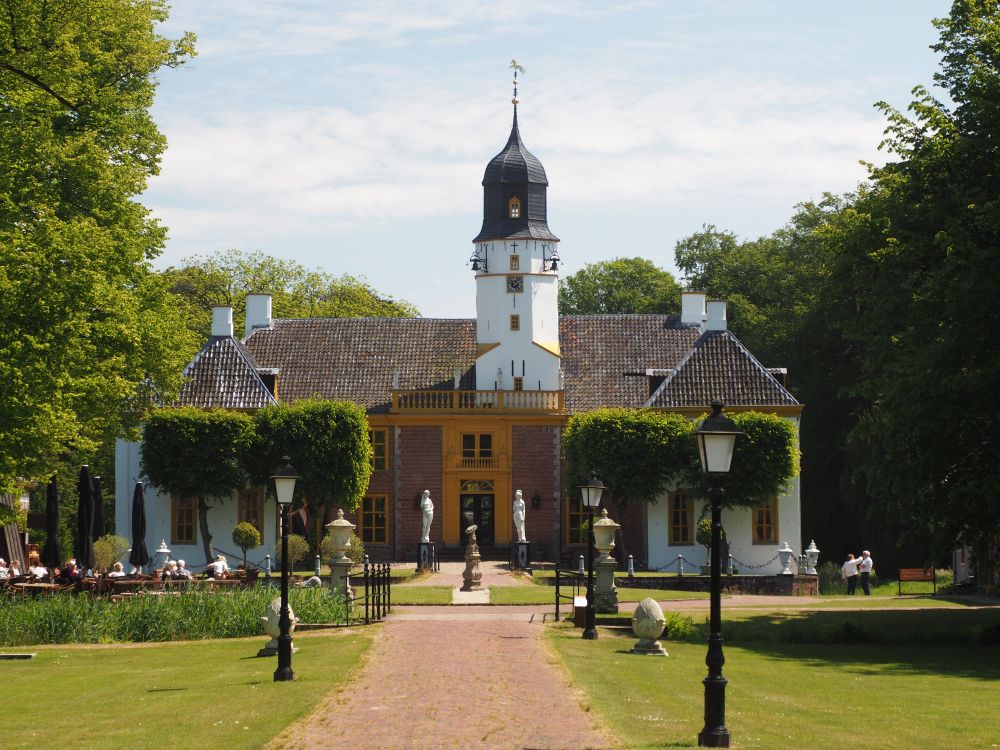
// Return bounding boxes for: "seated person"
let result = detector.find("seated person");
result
[0,558,8,578]
[59,560,79,582]
[175,559,193,580]
[209,554,230,579]
[6,560,21,578]
[29,563,48,580]
[160,560,179,580]
[107,562,126,578]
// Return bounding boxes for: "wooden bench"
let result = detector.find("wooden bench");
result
[898,567,936,595]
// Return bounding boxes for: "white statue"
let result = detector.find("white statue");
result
[420,490,434,543]
[513,489,526,543]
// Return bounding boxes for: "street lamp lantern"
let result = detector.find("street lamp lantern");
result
[270,456,299,683]
[578,475,604,640]
[695,401,740,476]
[695,402,741,748]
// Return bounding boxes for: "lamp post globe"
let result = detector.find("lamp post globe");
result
[579,475,604,640]
[270,456,299,682]
[694,402,741,747]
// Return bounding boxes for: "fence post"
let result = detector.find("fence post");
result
[727,554,734,576]
[364,554,370,625]
[264,554,271,578]
[627,554,635,578]
[677,554,684,577]
[314,554,321,577]
[385,563,391,616]
[578,554,585,575]
[555,567,561,621]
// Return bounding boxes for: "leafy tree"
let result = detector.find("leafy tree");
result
[564,408,798,563]
[839,0,1000,562]
[245,400,372,549]
[163,249,420,342]
[558,258,681,316]
[231,521,262,569]
[140,408,255,565]
[0,1,199,492]
[563,409,695,562]
[275,533,310,571]
[93,533,129,574]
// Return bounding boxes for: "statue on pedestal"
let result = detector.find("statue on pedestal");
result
[512,489,527,543]
[420,490,433,543]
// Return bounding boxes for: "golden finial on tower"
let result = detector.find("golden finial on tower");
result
[510,59,526,105]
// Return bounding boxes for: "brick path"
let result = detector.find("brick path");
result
[270,614,612,750]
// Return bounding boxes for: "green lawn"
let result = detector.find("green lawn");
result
[488,585,709,605]
[372,584,453,605]
[547,623,1000,749]
[3,629,372,749]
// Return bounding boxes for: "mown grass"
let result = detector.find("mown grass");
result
[488,585,709,605]
[0,587,347,646]
[370,584,453,605]
[3,629,372,750]
[548,620,1000,749]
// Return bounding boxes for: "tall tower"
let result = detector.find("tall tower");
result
[470,64,561,392]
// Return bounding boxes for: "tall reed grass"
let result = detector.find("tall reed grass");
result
[0,587,348,646]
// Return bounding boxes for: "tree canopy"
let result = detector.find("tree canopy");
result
[140,407,255,564]
[558,258,681,316]
[163,249,420,343]
[0,1,198,492]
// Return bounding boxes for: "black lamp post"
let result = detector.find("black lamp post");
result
[271,456,299,683]
[695,402,742,748]
[579,475,605,640]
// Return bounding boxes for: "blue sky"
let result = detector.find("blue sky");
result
[148,1,950,318]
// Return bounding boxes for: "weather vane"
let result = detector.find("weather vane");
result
[510,59,525,105]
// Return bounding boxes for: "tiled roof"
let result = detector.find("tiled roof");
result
[245,318,477,414]
[177,336,277,409]
[646,330,799,408]
[559,316,702,412]
[190,315,797,414]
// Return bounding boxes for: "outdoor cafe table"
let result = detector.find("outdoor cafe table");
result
[9,582,70,595]
[110,578,242,594]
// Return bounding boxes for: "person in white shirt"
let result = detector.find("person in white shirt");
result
[175,559,193,580]
[210,554,230,578]
[841,553,859,595]
[857,550,874,595]
[0,558,8,578]
[107,562,126,578]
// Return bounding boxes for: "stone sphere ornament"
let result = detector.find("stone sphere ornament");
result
[631,597,668,656]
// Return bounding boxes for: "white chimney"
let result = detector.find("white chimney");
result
[706,300,727,331]
[245,294,272,338]
[681,292,707,328]
[211,306,233,337]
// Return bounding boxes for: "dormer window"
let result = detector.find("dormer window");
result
[508,196,521,218]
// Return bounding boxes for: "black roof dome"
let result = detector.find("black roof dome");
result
[482,108,548,186]
[473,106,558,243]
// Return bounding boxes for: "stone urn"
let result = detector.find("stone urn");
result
[153,540,171,571]
[777,541,796,575]
[631,597,668,656]
[593,509,620,561]
[257,596,297,657]
[325,508,355,564]
[805,539,820,575]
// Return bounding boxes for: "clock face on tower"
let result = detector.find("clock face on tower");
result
[506,275,524,293]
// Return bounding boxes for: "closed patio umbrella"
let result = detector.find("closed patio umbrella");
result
[40,476,61,568]
[128,482,150,571]
[91,476,106,541]
[75,465,96,572]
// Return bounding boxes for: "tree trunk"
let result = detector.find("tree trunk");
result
[197,495,213,566]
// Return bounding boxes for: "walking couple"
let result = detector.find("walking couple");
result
[841,550,873,595]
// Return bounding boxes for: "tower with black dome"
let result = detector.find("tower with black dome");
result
[471,63,561,393]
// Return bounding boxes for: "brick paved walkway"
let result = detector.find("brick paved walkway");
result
[269,612,612,750]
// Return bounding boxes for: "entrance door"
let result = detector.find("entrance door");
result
[459,479,495,546]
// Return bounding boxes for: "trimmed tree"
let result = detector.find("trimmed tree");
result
[563,409,695,563]
[140,407,255,565]
[245,399,372,549]
[232,521,262,569]
[564,408,799,563]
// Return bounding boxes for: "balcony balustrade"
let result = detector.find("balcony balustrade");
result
[391,389,563,414]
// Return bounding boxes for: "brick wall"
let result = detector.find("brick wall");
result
[511,425,561,560]
[395,425,442,559]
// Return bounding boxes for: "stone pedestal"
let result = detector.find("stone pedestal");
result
[512,541,530,571]
[594,556,619,613]
[461,526,482,592]
[329,558,353,600]
[631,597,667,656]
[418,541,436,572]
